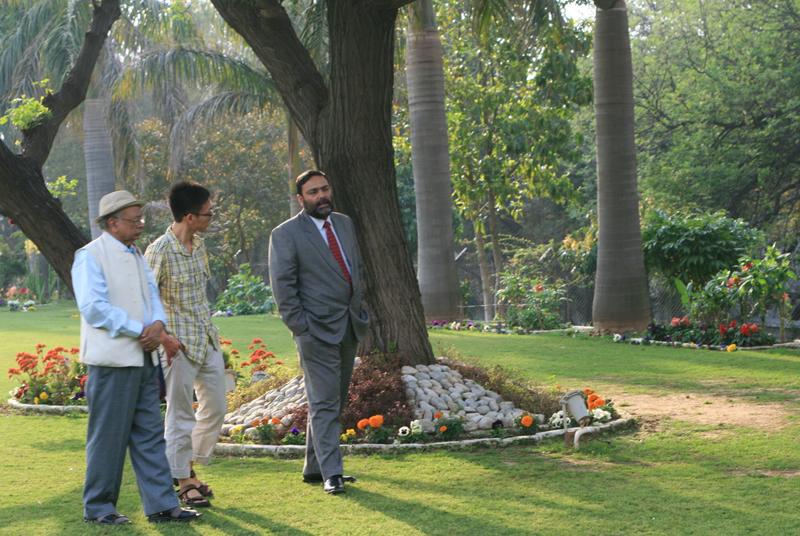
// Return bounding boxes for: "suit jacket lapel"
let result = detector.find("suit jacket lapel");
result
[299,212,348,282]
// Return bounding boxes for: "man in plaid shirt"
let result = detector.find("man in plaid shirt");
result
[145,182,225,508]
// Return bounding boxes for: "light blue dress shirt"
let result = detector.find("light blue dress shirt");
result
[72,233,167,338]
[309,215,352,273]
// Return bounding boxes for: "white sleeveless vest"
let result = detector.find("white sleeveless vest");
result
[79,232,157,367]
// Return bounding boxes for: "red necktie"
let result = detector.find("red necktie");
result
[323,221,352,286]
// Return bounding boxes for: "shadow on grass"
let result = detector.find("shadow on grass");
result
[29,438,85,452]
[200,507,313,535]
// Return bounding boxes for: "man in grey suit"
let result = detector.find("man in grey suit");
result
[269,170,369,495]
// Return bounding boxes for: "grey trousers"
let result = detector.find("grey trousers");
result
[83,355,179,519]
[295,324,357,479]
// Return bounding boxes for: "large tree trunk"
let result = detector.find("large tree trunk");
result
[486,192,505,318]
[591,0,651,332]
[83,97,117,239]
[0,0,120,293]
[0,146,88,289]
[406,0,460,322]
[211,0,433,363]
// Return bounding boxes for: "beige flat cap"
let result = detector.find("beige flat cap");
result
[96,190,143,223]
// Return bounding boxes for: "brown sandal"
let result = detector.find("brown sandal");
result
[190,469,214,498]
[178,484,211,508]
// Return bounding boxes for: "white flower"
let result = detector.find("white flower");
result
[613,333,623,342]
[398,426,411,437]
[409,420,422,434]
[592,408,612,423]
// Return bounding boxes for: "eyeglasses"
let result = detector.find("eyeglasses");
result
[115,216,145,226]
[192,211,214,218]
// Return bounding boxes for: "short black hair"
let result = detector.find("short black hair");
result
[169,182,211,222]
[296,169,328,195]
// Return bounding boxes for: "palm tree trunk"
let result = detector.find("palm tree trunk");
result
[591,0,650,332]
[83,97,117,238]
[287,111,301,219]
[406,0,460,321]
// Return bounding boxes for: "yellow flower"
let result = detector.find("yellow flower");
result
[34,397,40,405]
[39,392,48,401]
[345,428,356,437]
[726,344,737,352]
[340,434,348,442]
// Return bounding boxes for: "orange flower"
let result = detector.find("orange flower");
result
[439,425,448,433]
[271,417,281,426]
[589,398,606,410]
[251,419,262,427]
[69,347,80,354]
[587,393,600,404]
[368,415,384,428]
[357,418,370,430]
[520,415,534,428]
[275,360,284,365]
[252,338,263,344]
[433,411,443,420]
[583,388,594,396]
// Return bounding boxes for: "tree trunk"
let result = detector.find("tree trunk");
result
[486,192,505,318]
[211,0,433,364]
[406,0,460,322]
[474,224,494,321]
[591,0,651,332]
[0,146,88,290]
[83,97,117,239]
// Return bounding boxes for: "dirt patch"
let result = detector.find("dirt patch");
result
[729,469,800,478]
[612,391,792,431]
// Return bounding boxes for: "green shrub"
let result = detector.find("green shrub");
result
[497,274,567,330]
[642,210,763,286]
[215,263,273,315]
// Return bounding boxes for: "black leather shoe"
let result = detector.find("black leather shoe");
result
[304,473,357,484]
[324,475,345,494]
[148,507,201,523]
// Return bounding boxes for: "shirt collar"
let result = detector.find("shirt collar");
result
[102,231,138,254]
[308,214,331,231]
[166,224,201,256]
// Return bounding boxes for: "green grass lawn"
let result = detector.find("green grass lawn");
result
[1,303,799,535]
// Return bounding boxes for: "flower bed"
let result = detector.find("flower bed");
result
[213,416,637,458]
[7,344,87,406]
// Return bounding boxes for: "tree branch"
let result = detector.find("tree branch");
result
[20,0,121,168]
[372,0,415,9]
[210,0,328,144]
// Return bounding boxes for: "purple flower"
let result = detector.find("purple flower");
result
[290,427,300,435]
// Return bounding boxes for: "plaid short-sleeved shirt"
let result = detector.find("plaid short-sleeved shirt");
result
[145,226,219,365]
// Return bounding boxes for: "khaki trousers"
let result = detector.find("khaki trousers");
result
[162,342,226,479]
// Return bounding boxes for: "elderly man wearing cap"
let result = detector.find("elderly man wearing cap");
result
[71,190,200,525]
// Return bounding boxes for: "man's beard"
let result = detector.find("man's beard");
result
[304,197,333,219]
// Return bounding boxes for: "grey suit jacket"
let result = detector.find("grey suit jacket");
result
[268,211,369,345]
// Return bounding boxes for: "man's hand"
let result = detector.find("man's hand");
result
[161,333,184,366]
[139,321,165,352]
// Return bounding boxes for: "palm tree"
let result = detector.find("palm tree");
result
[591,0,650,332]
[405,0,460,321]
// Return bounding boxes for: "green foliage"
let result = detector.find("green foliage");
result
[632,0,800,243]
[642,210,764,286]
[215,263,273,315]
[0,80,52,130]
[733,245,796,322]
[45,175,78,199]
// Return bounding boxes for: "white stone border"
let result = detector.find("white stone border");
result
[213,416,637,458]
[6,398,88,414]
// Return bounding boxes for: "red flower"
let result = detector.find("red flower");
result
[726,277,739,288]
[740,325,751,337]
[742,262,753,272]
[252,338,263,344]
[719,324,728,335]
[69,347,79,355]
[671,317,681,327]
[680,316,690,327]
[534,284,544,292]
[728,320,737,329]
[749,323,759,333]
